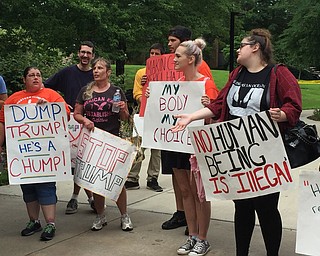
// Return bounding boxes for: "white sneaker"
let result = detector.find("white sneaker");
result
[91,215,107,231]
[121,213,133,231]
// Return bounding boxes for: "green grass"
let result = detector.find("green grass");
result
[121,65,320,110]
[211,70,229,90]
[299,84,320,109]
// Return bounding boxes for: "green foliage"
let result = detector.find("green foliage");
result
[0,0,234,67]
[0,27,72,95]
[1,0,319,81]
[312,109,320,121]
[277,0,320,70]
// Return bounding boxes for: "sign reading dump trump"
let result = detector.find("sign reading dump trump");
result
[188,111,294,200]
[296,170,320,256]
[5,103,72,184]
[74,127,137,201]
[142,81,204,153]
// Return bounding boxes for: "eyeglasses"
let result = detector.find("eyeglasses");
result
[79,50,93,56]
[27,74,41,78]
[239,42,255,49]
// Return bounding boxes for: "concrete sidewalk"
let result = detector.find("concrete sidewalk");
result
[0,110,318,256]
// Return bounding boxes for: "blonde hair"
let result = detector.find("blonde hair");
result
[179,38,206,66]
[83,57,112,100]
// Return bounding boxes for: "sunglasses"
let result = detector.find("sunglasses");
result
[239,42,255,49]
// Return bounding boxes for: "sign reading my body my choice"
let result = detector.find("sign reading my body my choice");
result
[5,103,72,184]
[188,111,295,200]
[142,81,205,154]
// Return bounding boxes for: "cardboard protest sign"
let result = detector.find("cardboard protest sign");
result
[68,113,82,168]
[296,170,320,256]
[188,111,294,200]
[5,103,72,184]
[142,81,204,153]
[74,127,137,201]
[139,54,184,117]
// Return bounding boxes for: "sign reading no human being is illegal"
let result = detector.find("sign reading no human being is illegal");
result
[188,111,295,200]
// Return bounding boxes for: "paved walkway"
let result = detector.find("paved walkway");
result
[0,110,318,256]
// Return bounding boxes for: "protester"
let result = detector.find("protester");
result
[73,57,133,231]
[166,38,217,255]
[0,66,71,241]
[171,28,302,256]
[0,75,8,109]
[125,43,165,192]
[45,41,96,214]
[162,25,218,236]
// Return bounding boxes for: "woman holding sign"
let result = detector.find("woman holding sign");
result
[73,57,134,232]
[0,66,71,241]
[171,29,302,256]
[155,38,218,256]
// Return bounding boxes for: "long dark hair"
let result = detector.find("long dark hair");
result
[246,28,274,64]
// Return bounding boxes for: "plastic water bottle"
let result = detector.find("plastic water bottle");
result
[112,89,121,113]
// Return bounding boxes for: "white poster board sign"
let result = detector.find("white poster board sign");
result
[74,127,137,201]
[5,103,72,184]
[142,81,204,153]
[296,170,320,256]
[188,111,294,200]
[133,114,143,137]
[68,113,82,168]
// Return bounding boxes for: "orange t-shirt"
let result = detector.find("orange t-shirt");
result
[179,76,219,100]
[198,61,213,80]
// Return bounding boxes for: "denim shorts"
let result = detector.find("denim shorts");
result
[21,182,57,205]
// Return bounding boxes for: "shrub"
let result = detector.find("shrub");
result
[0,27,72,95]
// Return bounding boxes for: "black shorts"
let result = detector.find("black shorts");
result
[161,150,191,174]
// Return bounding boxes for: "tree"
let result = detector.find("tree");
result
[278,0,320,72]
[0,27,71,94]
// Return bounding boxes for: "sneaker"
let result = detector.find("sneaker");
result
[147,178,163,192]
[188,239,211,256]
[21,220,42,236]
[177,236,197,255]
[125,181,140,190]
[40,223,56,241]
[162,211,187,230]
[91,215,107,231]
[90,200,97,214]
[65,199,78,214]
[121,213,133,231]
